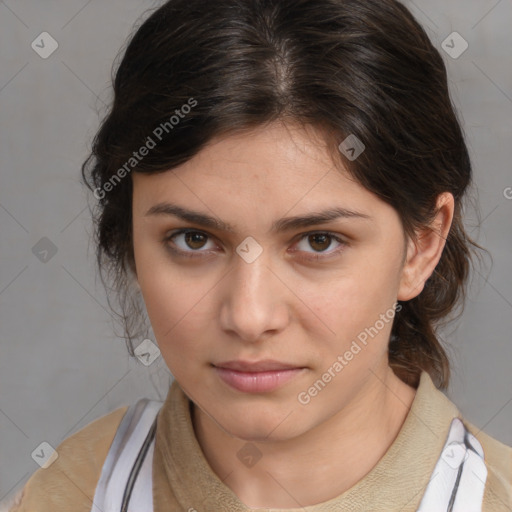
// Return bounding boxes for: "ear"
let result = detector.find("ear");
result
[398,192,455,301]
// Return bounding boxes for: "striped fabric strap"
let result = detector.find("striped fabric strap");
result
[90,398,163,512]
[417,417,488,512]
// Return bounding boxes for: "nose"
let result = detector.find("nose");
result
[219,251,289,344]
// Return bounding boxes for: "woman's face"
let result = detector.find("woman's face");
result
[132,121,411,441]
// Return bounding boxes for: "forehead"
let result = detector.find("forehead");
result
[131,121,389,224]
[135,123,348,189]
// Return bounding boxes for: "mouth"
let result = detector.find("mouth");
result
[212,360,307,393]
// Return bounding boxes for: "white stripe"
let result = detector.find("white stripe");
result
[452,440,487,511]
[91,399,162,512]
[128,435,156,512]
[417,418,487,512]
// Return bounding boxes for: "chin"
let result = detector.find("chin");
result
[214,405,308,443]
[226,422,294,443]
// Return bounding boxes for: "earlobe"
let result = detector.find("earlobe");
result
[397,192,455,301]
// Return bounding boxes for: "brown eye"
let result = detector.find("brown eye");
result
[184,231,208,250]
[293,231,346,261]
[163,229,216,258]
[308,233,332,252]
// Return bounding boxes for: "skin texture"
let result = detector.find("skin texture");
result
[132,120,454,508]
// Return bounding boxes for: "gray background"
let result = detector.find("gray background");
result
[1,0,511,506]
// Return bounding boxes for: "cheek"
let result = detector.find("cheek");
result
[133,248,216,378]
[303,255,401,362]
[139,272,210,384]
[312,261,399,327]
[139,269,207,345]
[133,234,189,341]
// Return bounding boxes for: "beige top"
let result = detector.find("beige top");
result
[7,372,512,511]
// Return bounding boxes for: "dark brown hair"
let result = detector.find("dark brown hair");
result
[82,0,483,389]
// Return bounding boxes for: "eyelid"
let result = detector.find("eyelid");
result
[163,228,219,255]
[163,228,347,259]
[289,230,347,259]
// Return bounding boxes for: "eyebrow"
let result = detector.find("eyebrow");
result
[144,202,371,234]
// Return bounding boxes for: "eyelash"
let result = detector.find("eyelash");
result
[162,229,347,261]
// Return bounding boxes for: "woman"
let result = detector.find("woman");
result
[9,0,511,510]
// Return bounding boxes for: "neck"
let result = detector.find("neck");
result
[192,365,417,508]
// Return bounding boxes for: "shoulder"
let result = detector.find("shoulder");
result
[414,372,512,509]
[464,420,512,511]
[7,405,129,512]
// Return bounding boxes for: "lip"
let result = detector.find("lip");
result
[214,359,302,372]
[213,360,306,393]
